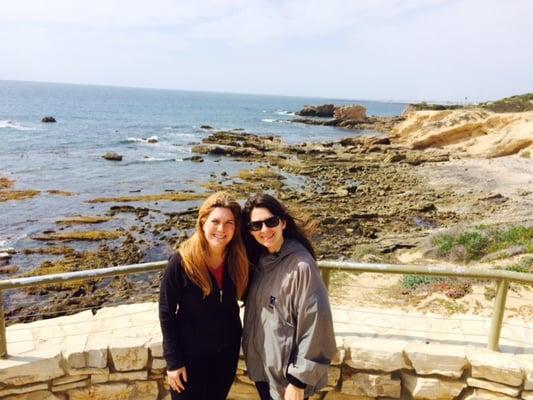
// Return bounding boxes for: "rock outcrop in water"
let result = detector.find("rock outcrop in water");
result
[102,151,123,161]
[41,116,56,123]
[296,104,335,117]
[391,109,533,158]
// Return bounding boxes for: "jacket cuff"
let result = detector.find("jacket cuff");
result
[165,354,186,371]
[287,373,306,389]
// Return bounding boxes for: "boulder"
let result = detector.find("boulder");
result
[467,348,523,386]
[342,372,400,398]
[405,343,467,378]
[334,105,367,122]
[401,372,467,400]
[41,116,56,123]
[463,388,517,399]
[345,338,411,372]
[102,152,123,161]
[466,377,520,397]
[296,104,335,117]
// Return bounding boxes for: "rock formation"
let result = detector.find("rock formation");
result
[334,105,367,121]
[391,109,533,158]
[102,152,123,161]
[41,116,57,123]
[296,104,335,117]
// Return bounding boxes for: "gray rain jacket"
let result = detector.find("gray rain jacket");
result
[242,239,336,400]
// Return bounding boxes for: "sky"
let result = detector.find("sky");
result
[1,0,532,102]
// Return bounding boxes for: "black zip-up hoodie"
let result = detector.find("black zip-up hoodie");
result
[158,252,242,370]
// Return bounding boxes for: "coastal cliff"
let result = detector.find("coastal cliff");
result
[390,109,533,158]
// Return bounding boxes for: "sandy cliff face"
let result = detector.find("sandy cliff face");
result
[390,109,533,158]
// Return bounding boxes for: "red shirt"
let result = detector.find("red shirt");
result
[211,262,225,289]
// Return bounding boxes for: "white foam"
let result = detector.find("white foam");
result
[275,110,295,116]
[261,118,276,123]
[0,120,37,131]
[124,135,159,144]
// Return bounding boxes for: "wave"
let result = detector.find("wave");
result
[0,120,38,131]
[261,118,291,124]
[121,135,159,144]
[275,110,295,116]
[125,157,178,165]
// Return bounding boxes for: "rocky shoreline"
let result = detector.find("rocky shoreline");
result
[2,104,532,324]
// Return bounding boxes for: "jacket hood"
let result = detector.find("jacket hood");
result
[258,238,308,272]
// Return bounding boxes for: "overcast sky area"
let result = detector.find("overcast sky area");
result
[1,0,532,102]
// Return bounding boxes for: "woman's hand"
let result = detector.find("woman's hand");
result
[167,367,188,393]
[284,383,304,400]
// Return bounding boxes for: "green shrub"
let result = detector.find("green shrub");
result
[400,275,443,291]
[501,257,533,273]
[430,225,533,263]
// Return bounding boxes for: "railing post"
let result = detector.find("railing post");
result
[0,289,7,358]
[321,268,331,292]
[488,279,509,351]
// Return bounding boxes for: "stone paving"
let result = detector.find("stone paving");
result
[4,302,532,357]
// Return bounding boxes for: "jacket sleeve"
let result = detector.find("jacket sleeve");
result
[158,253,186,371]
[286,259,337,388]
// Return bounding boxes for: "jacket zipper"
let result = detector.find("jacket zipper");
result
[219,289,223,303]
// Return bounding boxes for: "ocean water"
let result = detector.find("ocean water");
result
[0,80,406,259]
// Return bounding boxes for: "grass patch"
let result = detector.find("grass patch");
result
[498,257,533,274]
[87,192,204,203]
[520,151,531,159]
[32,230,123,242]
[429,225,533,263]
[23,246,76,255]
[400,275,444,291]
[480,93,533,113]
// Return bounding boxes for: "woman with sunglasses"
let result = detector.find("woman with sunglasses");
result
[242,193,336,400]
[159,192,249,400]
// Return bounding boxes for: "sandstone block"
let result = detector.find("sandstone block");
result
[228,381,261,400]
[66,366,108,376]
[108,370,148,381]
[331,336,345,366]
[90,373,109,384]
[84,335,108,368]
[467,348,523,386]
[151,358,166,370]
[0,382,48,396]
[5,391,65,400]
[109,337,148,371]
[236,373,255,385]
[342,372,400,398]
[0,349,65,385]
[401,371,466,400]
[463,388,517,399]
[147,340,163,358]
[52,375,88,386]
[405,343,467,378]
[522,391,533,400]
[345,338,411,372]
[67,382,156,400]
[519,354,533,390]
[323,391,373,399]
[326,366,341,388]
[51,379,89,392]
[466,377,520,397]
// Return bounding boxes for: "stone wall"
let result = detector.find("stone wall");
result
[1,303,532,400]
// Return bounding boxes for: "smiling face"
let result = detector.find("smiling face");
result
[202,207,236,253]
[249,207,286,254]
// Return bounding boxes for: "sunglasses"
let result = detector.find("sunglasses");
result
[247,216,281,231]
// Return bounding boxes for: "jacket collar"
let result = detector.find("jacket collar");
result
[258,238,306,271]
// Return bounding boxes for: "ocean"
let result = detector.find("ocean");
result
[0,80,406,271]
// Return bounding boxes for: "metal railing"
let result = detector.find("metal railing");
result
[1,259,532,358]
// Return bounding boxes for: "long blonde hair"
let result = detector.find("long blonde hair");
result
[179,192,249,298]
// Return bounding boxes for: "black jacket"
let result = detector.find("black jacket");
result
[158,252,243,370]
